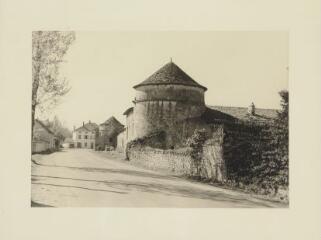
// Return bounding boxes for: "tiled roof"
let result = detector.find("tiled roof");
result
[203,105,278,123]
[74,122,98,132]
[35,119,54,135]
[99,117,124,139]
[100,116,124,127]
[74,126,89,132]
[133,61,207,91]
[84,122,99,131]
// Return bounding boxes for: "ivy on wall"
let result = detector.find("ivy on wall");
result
[185,129,208,177]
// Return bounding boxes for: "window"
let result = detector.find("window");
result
[78,135,81,139]
[85,135,88,139]
[84,142,87,147]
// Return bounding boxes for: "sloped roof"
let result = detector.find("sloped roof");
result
[85,122,99,130]
[74,122,98,132]
[123,107,133,115]
[204,105,278,123]
[34,119,54,135]
[100,116,124,127]
[133,61,207,91]
[99,116,124,139]
[74,126,88,132]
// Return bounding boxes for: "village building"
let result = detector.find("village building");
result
[72,121,98,149]
[116,107,134,151]
[32,119,58,153]
[117,61,278,182]
[96,116,124,150]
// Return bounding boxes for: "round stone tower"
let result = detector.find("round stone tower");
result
[132,61,207,147]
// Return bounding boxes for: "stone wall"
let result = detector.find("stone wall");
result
[128,147,193,175]
[126,117,286,195]
[135,84,205,105]
[127,135,226,182]
[133,84,206,147]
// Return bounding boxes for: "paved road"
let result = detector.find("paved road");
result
[31,149,287,207]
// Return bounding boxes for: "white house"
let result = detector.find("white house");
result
[72,121,98,149]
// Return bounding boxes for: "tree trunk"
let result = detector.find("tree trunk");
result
[31,35,41,142]
[31,64,40,141]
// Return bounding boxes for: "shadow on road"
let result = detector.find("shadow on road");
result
[32,181,127,195]
[32,174,278,207]
[32,159,179,181]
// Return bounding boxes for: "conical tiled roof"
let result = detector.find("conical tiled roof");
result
[133,61,207,91]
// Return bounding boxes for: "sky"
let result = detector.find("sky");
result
[46,31,288,129]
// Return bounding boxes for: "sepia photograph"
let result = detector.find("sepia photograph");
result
[2,0,320,238]
[31,31,289,208]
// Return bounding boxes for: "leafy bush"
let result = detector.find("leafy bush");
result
[224,91,289,196]
[185,129,208,177]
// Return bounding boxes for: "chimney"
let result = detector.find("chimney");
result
[83,121,84,127]
[89,120,91,123]
[248,102,255,115]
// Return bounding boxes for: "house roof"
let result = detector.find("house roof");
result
[74,122,98,132]
[98,116,124,139]
[85,122,99,131]
[133,61,207,91]
[100,116,124,127]
[203,105,278,123]
[74,126,88,132]
[35,119,54,135]
[123,107,134,115]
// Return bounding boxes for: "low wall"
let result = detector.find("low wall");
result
[128,147,192,175]
[128,142,226,182]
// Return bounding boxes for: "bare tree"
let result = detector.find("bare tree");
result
[32,31,75,137]
[47,115,73,142]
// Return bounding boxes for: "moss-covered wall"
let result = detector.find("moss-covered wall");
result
[127,124,226,182]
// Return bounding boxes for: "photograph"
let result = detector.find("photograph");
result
[31,31,289,208]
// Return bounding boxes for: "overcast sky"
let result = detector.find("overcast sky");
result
[46,31,288,129]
